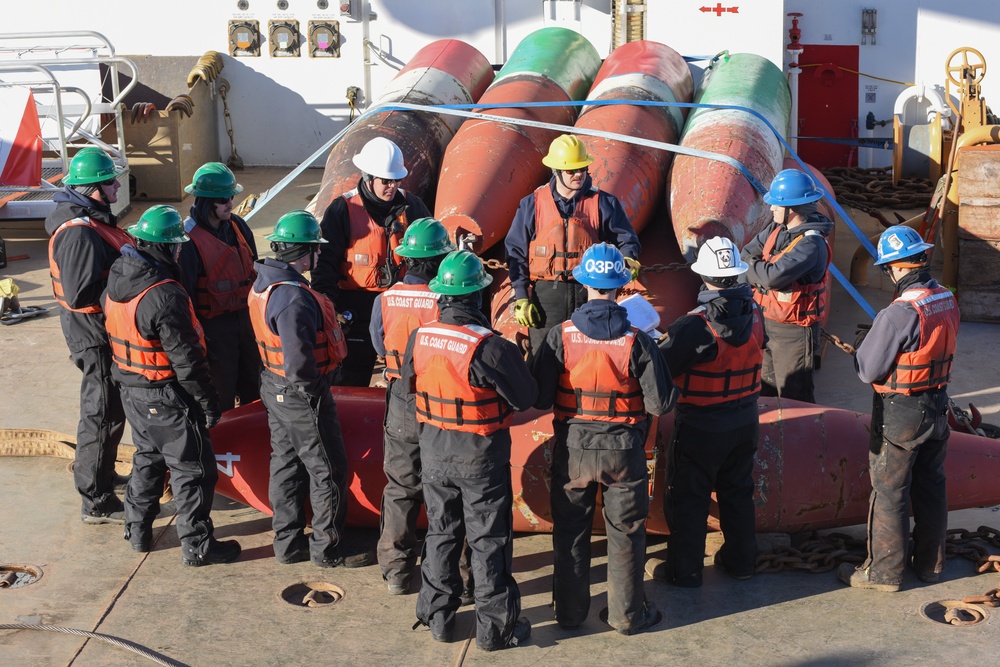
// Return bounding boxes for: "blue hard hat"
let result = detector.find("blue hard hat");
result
[762,169,824,206]
[874,225,933,266]
[572,243,631,289]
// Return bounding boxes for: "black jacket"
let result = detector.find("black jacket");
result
[103,245,218,417]
[741,213,834,292]
[531,299,675,449]
[401,299,538,477]
[45,188,122,352]
[313,179,431,302]
[252,258,332,398]
[659,283,763,429]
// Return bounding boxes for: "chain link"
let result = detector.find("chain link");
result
[480,259,690,274]
[754,524,1000,575]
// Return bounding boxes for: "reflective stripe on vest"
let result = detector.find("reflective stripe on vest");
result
[528,184,601,281]
[412,322,513,435]
[187,221,256,319]
[48,218,130,313]
[381,283,439,380]
[754,227,831,326]
[105,280,206,381]
[248,280,348,378]
[873,287,959,395]
[676,306,765,406]
[553,323,645,424]
[338,189,408,291]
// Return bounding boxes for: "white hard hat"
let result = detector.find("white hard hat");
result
[690,236,748,278]
[352,137,408,180]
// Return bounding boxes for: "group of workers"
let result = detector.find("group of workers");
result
[46,131,958,649]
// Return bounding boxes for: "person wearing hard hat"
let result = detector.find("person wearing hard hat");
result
[530,242,673,635]
[369,218,475,600]
[313,137,432,386]
[401,250,536,651]
[504,134,641,353]
[741,168,833,403]
[103,205,240,565]
[177,162,261,412]
[249,211,373,569]
[839,226,958,592]
[658,236,765,587]
[45,147,130,525]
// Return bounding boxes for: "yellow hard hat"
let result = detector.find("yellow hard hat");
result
[541,134,594,171]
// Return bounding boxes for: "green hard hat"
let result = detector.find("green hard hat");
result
[127,205,189,243]
[265,210,328,244]
[63,147,124,186]
[185,162,244,197]
[429,250,493,295]
[394,218,456,258]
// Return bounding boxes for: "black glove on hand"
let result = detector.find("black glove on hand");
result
[203,408,222,430]
[854,323,872,350]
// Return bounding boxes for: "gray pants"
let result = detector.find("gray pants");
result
[72,344,126,514]
[760,319,816,403]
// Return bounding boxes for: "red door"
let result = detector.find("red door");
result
[796,45,859,168]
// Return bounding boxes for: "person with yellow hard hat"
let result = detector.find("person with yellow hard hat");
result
[504,134,641,353]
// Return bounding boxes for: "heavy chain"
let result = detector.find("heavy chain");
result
[480,258,688,273]
[483,258,507,270]
[216,78,244,170]
[754,524,1000,575]
[821,329,856,356]
[821,166,935,211]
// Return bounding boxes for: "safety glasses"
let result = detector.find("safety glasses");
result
[562,167,588,175]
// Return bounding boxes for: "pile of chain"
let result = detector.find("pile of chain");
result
[754,524,1000,575]
[480,258,688,274]
[821,166,935,211]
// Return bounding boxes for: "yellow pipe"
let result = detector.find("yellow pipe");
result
[942,125,1000,288]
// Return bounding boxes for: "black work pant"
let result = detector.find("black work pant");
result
[665,419,758,584]
[71,344,126,514]
[202,309,261,411]
[121,384,218,556]
[379,381,474,587]
[335,289,378,387]
[864,434,948,584]
[551,443,655,632]
[760,320,816,403]
[416,465,520,651]
[527,280,587,353]
[260,371,349,562]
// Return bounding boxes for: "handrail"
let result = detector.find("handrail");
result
[0,30,116,57]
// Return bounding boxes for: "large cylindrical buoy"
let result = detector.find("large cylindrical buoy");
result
[309,39,494,216]
[669,52,791,261]
[434,27,602,252]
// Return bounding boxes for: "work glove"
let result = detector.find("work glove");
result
[514,298,541,328]
[854,323,872,351]
[203,408,222,430]
[624,256,641,281]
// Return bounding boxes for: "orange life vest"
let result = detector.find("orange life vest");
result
[676,306,766,406]
[338,188,408,291]
[248,280,348,378]
[412,322,513,435]
[48,218,131,313]
[873,286,959,395]
[753,227,831,326]
[105,280,206,381]
[187,220,256,319]
[553,322,645,424]
[381,283,440,380]
[528,184,601,281]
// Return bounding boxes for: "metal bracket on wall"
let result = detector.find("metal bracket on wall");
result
[229,20,261,57]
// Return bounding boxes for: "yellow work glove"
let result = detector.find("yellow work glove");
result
[514,298,541,328]
[624,256,641,281]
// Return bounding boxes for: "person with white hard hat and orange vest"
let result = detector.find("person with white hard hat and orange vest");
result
[839,226,958,592]
[658,236,766,587]
[45,147,130,525]
[741,169,833,403]
[103,205,240,566]
[401,250,536,651]
[313,137,431,386]
[177,162,261,411]
[249,210,374,569]
[505,134,641,352]
[530,242,674,635]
